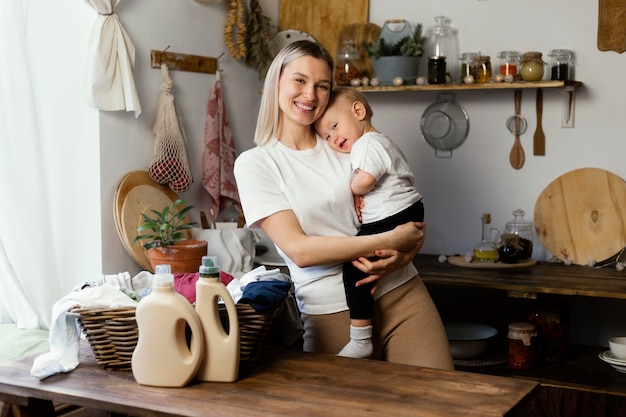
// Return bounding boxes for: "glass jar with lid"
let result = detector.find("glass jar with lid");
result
[548,49,574,81]
[460,52,479,82]
[508,322,537,370]
[497,50,521,79]
[520,51,545,81]
[472,55,492,83]
[503,209,533,260]
[335,40,362,86]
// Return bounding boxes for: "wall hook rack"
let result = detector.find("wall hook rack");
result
[150,49,218,74]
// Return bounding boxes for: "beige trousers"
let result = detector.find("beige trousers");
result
[302,275,454,370]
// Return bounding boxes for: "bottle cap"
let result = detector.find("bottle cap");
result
[199,256,219,276]
[153,264,174,285]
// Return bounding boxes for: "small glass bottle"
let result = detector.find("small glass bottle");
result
[520,51,545,81]
[503,209,534,260]
[335,40,362,86]
[497,50,521,79]
[428,56,447,84]
[508,322,537,370]
[474,213,499,262]
[472,55,492,83]
[548,49,574,81]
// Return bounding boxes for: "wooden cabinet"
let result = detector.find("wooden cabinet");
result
[415,254,626,417]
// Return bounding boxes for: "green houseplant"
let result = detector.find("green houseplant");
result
[133,199,207,273]
[362,21,427,84]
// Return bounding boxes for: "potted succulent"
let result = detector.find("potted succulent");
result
[362,21,427,84]
[133,199,207,273]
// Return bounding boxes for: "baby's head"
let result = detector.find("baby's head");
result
[314,87,374,153]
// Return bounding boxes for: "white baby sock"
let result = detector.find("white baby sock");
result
[338,325,373,359]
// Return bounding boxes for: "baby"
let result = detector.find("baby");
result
[314,86,425,359]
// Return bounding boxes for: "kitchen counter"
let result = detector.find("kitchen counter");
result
[414,254,626,299]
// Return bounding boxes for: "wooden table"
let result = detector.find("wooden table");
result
[0,344,537,417]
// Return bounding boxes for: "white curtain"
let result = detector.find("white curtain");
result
[83,0,142,117]
[0,0,62,329]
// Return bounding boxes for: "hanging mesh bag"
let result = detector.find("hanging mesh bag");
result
[148,64,193,192]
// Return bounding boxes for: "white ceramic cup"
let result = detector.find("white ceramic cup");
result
[609,337,626,360]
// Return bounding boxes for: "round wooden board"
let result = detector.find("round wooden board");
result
[447,255,536,269]
[114,171,180,271]
[534,167,626,265]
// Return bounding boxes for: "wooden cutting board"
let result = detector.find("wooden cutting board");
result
[598,0,626,52]
[114,171,180,271]
[534,167,626,265]
[279,0,369,60]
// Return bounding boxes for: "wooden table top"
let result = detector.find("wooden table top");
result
[414,254,626,299]
[0,344,537,417]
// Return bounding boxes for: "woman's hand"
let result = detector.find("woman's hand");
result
[351,222,426,290]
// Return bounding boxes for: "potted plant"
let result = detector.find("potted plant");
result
[362,21,427,84]
[133,199,207,273]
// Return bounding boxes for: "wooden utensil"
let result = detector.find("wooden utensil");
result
[279,0,369,60]
[533,89,545,156]
[509,89,525,169]
[598,0,626,52]
[534,168,626,265]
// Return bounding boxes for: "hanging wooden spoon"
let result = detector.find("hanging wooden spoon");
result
[509,89,525,169]
[533,88,545,156]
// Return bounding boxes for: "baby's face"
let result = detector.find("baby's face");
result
[314,98,362,153]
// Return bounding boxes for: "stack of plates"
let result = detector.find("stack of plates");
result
[598,350,626,373]
[113,171,180,272]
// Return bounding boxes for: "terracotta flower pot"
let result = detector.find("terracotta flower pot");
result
[147,239,208,273]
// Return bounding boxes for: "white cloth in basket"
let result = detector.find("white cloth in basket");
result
[30,284,138,379]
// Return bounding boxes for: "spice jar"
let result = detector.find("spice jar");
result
[428,56,447,84]
[497,50,521,79]
[508,322,537,370]
[335,40,362,86]
[548,49,574,81]
[472,55,492,83]
[520,52,545,81]
[460,52,479,82]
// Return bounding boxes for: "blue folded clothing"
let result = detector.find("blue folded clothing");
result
[238,280,291,313]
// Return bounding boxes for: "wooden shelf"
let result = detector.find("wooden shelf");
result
[414,254,626,299]
[458,345,626,398]
[356,80,582,93]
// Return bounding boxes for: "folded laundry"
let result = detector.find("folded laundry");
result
[239,280,291,314]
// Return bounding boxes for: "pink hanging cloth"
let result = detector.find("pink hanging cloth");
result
[202,71,240,216]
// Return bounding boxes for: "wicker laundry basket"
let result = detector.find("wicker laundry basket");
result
[71,304,277,371]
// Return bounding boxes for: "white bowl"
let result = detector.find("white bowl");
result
[445,322,498,359]
[609,337,626,360]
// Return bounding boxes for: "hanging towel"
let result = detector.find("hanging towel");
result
[202,71,240,216]
[83,0,142,117]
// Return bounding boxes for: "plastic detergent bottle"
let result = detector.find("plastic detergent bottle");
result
[195,255,240,382]
[131,264,204,387]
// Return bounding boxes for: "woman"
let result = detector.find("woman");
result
[234,40,453,370]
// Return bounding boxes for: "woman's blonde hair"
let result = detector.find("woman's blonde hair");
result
[254,40,334,146]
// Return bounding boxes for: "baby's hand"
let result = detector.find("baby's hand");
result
[353,195,364,223]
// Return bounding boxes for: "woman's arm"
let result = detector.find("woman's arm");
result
[258,209,423,269]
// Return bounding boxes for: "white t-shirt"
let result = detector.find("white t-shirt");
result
[234,136,416,315]
[351,132,422,224]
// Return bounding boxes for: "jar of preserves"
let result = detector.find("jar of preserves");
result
[520,51,545,81]
[497,50,521,79]
[460,52,479,82]
[335,40,362,86]
[508,322,537,370]
[472,55,492,83]
[525,299,569,363]
[428,56,447,84]
[548,49,574,81]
